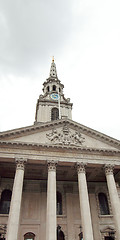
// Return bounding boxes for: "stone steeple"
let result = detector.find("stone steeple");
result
[35,59,73,123]
[49,57,57,78]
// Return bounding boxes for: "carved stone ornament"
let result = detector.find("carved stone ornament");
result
[104,164,114,175]
[76,162,87,174]
[101,227,116,240]
[46,124,85,146]
[15,157,27,170]
[0,224,7,238]
[47,160,57,171]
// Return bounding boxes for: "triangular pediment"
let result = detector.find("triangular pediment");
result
[0,119,120,151]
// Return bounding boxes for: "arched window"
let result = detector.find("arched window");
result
[57,226,65,240]
[47,86,50,92]
[0,190,12,214]
[51,108,59,121]
[57,192,62,215]
[98,193,110,215]
[24,232,35,240]
[53,85,56,91]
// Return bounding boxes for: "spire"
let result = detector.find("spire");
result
[35,58,73,123]
[49,56,58,78]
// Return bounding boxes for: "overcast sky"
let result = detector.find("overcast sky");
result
[0,0,120,140]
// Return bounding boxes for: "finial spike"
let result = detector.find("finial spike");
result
[49,56,57,78]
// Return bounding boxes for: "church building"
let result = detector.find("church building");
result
[0,59,120,240]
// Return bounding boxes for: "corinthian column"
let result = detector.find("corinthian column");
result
[77,162,94,240]
[46,160,57,240]
[6,157,27,240]
[105,164,120,239]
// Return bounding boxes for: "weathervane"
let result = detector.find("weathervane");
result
[52,56,54,62]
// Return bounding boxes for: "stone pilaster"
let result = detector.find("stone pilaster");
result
[46,160,57,240]
[104,164,120,239]
[6,157,27,240]
[77,162,94,240]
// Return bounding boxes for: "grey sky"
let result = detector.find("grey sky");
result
[0,0,120,140]
[0,0,73,75]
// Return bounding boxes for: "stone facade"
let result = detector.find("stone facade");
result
[0,59,120,240]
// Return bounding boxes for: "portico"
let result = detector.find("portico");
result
[0,148,120,240]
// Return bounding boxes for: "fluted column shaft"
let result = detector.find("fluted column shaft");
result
[77,163,94,240]
[6,158,27,240]
[105,164,120,239]
[46,161,57,240]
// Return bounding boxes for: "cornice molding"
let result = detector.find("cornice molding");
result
[0,140,120,154]
[37,98,73,106]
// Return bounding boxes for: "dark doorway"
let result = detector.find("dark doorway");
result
[57,226,65,240]
[0,190,12,214]
[105,237,114,240]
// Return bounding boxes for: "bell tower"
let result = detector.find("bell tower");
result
[35,58,73,123]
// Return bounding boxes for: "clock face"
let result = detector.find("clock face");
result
[50,93,59,100]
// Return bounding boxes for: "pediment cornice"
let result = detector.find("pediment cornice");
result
[0,119,120,149]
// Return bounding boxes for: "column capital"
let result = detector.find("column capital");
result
[76,162,87,174]
[47,160,57,172]
[15,157,27,170]
[104,164,114,175]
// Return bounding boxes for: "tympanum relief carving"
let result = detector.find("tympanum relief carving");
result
[46,124,85,146]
